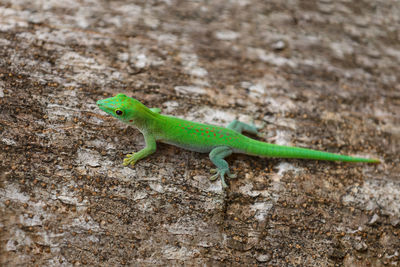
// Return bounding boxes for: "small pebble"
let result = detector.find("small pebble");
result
[256,253,271,262]
[271,40,286,51]
[368,214,380,225]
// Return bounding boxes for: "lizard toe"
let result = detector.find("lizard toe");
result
[220,173,228,188]
[123,160,132,166]
[209,173,219,181]
[123,155,136,167]
[227,172,237,179]
[210,168,218,174]
[209,168,234,188]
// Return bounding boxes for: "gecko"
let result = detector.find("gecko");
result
[97,94,380,188]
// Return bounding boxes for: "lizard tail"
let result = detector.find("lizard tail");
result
[244,139,380,163]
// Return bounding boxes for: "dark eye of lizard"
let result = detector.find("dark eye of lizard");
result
[115,110,123,115]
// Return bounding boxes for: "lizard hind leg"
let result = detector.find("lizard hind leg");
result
[209,146,237,188]
[227,119,263,135]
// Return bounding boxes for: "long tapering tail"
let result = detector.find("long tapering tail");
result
[244,139,380,163]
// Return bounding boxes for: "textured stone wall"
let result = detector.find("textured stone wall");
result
[0,0,399,266]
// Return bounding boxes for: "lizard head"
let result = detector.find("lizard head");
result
[97,94,148,125]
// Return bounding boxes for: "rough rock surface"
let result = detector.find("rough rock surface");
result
[1,0,399,266]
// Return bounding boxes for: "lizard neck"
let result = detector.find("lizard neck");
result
[126,105,160,133]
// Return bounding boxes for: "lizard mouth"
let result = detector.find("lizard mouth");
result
[96,100,104,107]
[96,99,108,110]
[96,100,111,114]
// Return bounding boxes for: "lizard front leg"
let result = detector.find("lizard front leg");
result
[123,133,156,167]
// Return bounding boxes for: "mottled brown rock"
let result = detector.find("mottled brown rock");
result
[0,0,399,266]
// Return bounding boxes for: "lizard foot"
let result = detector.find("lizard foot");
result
[123,153,136,167]
[250,119,266,138]
[209,168,237,188]
[250,119,265,130]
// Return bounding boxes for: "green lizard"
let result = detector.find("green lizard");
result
[97,94,380,188]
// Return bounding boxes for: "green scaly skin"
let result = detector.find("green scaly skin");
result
[97,94,380,188]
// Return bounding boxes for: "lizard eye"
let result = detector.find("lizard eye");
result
[115,109,123,116]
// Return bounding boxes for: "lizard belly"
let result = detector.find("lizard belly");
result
[159,139,213,153]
